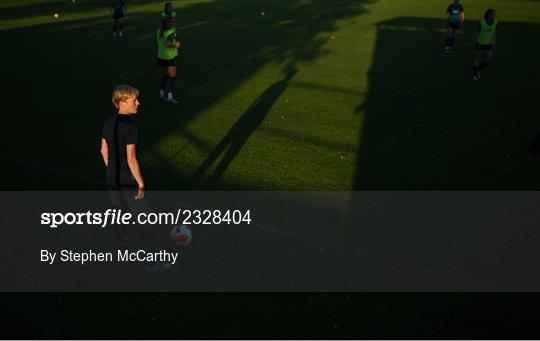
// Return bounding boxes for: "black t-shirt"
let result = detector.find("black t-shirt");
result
[102,114,139,187]
[111,0,125,16]
[446,3,464,23]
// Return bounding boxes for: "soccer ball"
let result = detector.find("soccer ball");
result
[53,13,59,19]
[170,224,192,246]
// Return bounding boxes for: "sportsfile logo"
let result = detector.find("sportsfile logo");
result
[40,208,252,228]
[41,209,140,228]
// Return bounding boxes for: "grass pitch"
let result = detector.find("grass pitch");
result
[1,0,539,190]
[1,1,540,338]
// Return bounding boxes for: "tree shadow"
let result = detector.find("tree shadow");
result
[141,0,373,189]
[354,17,540,190]
[341,17,540,289]
[0,0,373,190]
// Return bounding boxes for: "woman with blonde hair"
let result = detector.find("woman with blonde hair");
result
[101,84,144,199]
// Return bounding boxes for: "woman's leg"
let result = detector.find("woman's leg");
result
[445,27,454,49]
[165,66,178,102]
[473,49,483,79]
[117,17,124,36]
[159,67,169,99]
[476,50,493,76]
[484,50,494,65]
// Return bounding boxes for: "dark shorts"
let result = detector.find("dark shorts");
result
[106,167,137,191]
[475,43,493,50]
[157,58,176,67]
[447,22,460,30]
[112,13,125,20]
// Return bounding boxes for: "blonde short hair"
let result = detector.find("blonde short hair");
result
[112,84,139,108]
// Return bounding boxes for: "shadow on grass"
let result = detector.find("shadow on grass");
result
[192,67,297,187]
[354,17,540,190]
[0,0,373,190]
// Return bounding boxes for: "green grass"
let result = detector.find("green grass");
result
[0,0,539,190]
[2,2,540,337]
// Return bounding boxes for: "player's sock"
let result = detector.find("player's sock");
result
[167,76,177,96]
[473,66,479,75]
[160,76,169,95]
[478,62,487,70]
[119,24,124,32]
[449,37,455,47]
[445,37,451,47]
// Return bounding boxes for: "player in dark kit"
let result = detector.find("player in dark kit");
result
[101,85,171,273]
[472,9,498,80]
[111,0,126,37]
[443,0,464,53]
[101,84,144,197]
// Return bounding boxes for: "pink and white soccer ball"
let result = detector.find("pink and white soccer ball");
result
[170,224,192,246]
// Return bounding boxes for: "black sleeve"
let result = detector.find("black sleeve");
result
[460,5,464,13]
[446,5,452,13]
[125,123,138,145]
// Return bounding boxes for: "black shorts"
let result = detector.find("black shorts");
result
[157,58,176,67]
[106,168,137,191]
[475,43,493,50]
[447,22,460,30]
[112,13,125,20]
[106,168,138,209]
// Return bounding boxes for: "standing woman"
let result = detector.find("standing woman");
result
[156,16,181,104]
[443,0,464,53]
[111,0,127,37]
[472,9,498,80]
[101,85,171,273]
[160,2,177,19]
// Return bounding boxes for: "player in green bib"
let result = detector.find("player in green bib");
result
[443,0,464,52]
[472,9,498,80]
[156,16,181,103]
[111,0,126,37]
[160,2,177,20]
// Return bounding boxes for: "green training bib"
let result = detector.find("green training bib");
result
[477,19,498,45]
[156,27,178,60]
